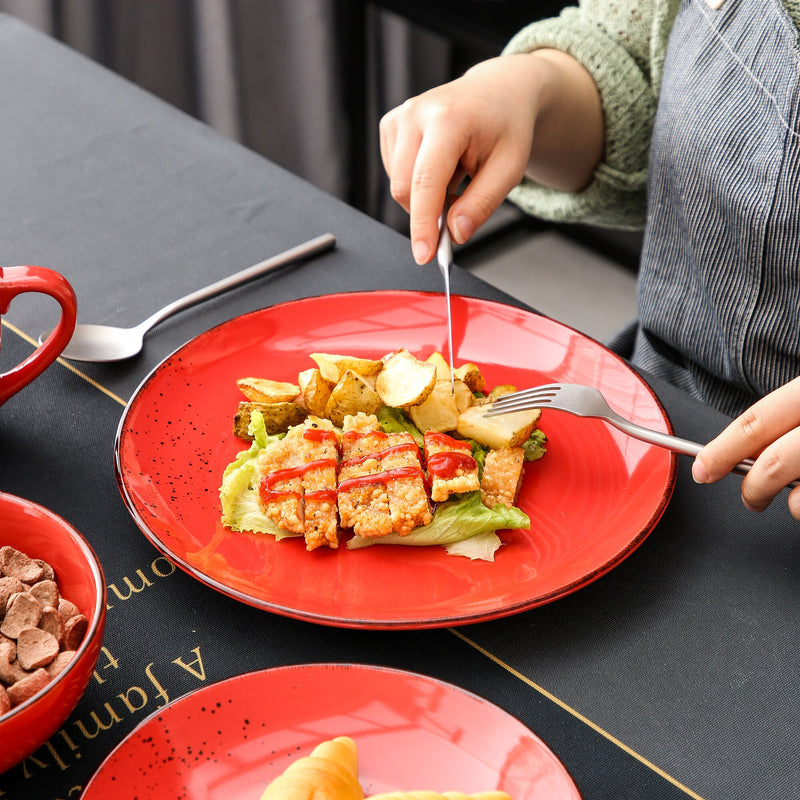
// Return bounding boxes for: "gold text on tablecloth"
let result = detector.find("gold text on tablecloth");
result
[10,645,207,795]
[105,555,177,609]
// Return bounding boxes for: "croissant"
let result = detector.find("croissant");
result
[260,736,364,800]
[367,793,512,800]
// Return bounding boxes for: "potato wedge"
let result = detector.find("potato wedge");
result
[456,403,541,449]
[309,353,383,384]
[454,362,486,394]
[408,378,474,432]
[324,370,382,427]
[408,379,461,433]
[476,383,518,406]
[236,377,300,403]
[453,378,475,413]
[486,384,518,402]
[297,368,335,417]
[375,349,436,408]
[233,401,307,439]
[425,351,453,381]
[358,372,377,391]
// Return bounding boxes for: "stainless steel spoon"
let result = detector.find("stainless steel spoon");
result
[40,233,336,362]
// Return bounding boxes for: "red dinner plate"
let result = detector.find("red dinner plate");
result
[115,290,676,628]
[81,663,581,799]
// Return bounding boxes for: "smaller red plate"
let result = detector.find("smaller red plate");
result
[81,663,581,799]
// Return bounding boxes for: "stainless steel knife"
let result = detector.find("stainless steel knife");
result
[436,207,456,394]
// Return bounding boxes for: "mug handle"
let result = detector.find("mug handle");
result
[0,265,77,406]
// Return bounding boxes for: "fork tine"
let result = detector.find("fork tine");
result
[484,384,563,417]
[489,383,561,405]
[484,400,544,416]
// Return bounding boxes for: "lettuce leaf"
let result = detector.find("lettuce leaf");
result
[219,412,300,540]
[522,428,547,461]
[377,405,424,447]
[346,492,529,561]
[464,439,488,478]
[444,531,505,561]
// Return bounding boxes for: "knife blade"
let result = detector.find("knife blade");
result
[436,208,456,394]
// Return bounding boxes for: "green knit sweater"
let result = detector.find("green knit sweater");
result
[503,0,800,229]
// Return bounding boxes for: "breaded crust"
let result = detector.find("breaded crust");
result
[338,415,394,538]
[257,427,305,534]
[300,416,340,550]
[423,432,480,503]
[480,446,525,508]
[382,432,432,535]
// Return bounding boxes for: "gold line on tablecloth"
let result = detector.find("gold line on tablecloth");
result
[450,628,706,800]
[1,319,128,406]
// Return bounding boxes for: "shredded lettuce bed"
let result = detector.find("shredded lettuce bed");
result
[219,407,542,561]
[219,412,300,540]
[346,491,529,561]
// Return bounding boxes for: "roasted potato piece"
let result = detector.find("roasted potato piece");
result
[375,349,437,408]
[297,368,335,417]
[236,377,300,403]
[475,383,518,407]
[233,401,307,439]
[454,362,486,394]
[408,378,473,433]
[487,384,517,401]
[425,351,453,381]
[453,379,475,413]
[456,403,541,449]
[309,353,383,384]
[357,372,378,391]
[408,380,460,433]
[324,370,382,427]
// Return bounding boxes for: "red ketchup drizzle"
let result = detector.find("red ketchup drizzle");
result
[303,428,337,442]
[341,441,421,469]
[259,487,301,504]
[424,432,476,479]
[337,465,423,493]
[426,451,477,479]
[259,458,337,503]
[342,429,388,446]
[303,427,341,456]
[424,431,471,450]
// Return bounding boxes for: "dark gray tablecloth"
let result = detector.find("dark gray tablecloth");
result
[0,14,797,800]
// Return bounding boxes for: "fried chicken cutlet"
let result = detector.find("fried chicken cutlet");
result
[257,416,340,550]
[337,413,432,538]
[423,431,480,503]
[258,412,433,546]
[480,446,525,508]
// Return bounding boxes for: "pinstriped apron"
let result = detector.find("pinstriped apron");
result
[629,0,800,416]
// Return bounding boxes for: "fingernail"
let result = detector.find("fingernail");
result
[741,496,759,512]
[452,215,474,245]
[413,241,430,264]
[691,459,709,484]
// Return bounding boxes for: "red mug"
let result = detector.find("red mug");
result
[0,265,77,406]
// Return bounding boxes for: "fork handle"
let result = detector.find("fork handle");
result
[613,418,800,489]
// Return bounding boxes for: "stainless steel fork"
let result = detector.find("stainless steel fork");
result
[485,382,800,486]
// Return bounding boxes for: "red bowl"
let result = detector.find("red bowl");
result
[0,492,106,774]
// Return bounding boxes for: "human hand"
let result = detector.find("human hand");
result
[379,54,541,265]
[692,376,800,519]
[379,48,603,265]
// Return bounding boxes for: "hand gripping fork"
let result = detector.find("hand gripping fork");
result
[485,382,800,486]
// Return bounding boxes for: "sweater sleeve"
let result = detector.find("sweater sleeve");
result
[502,1,671,230]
